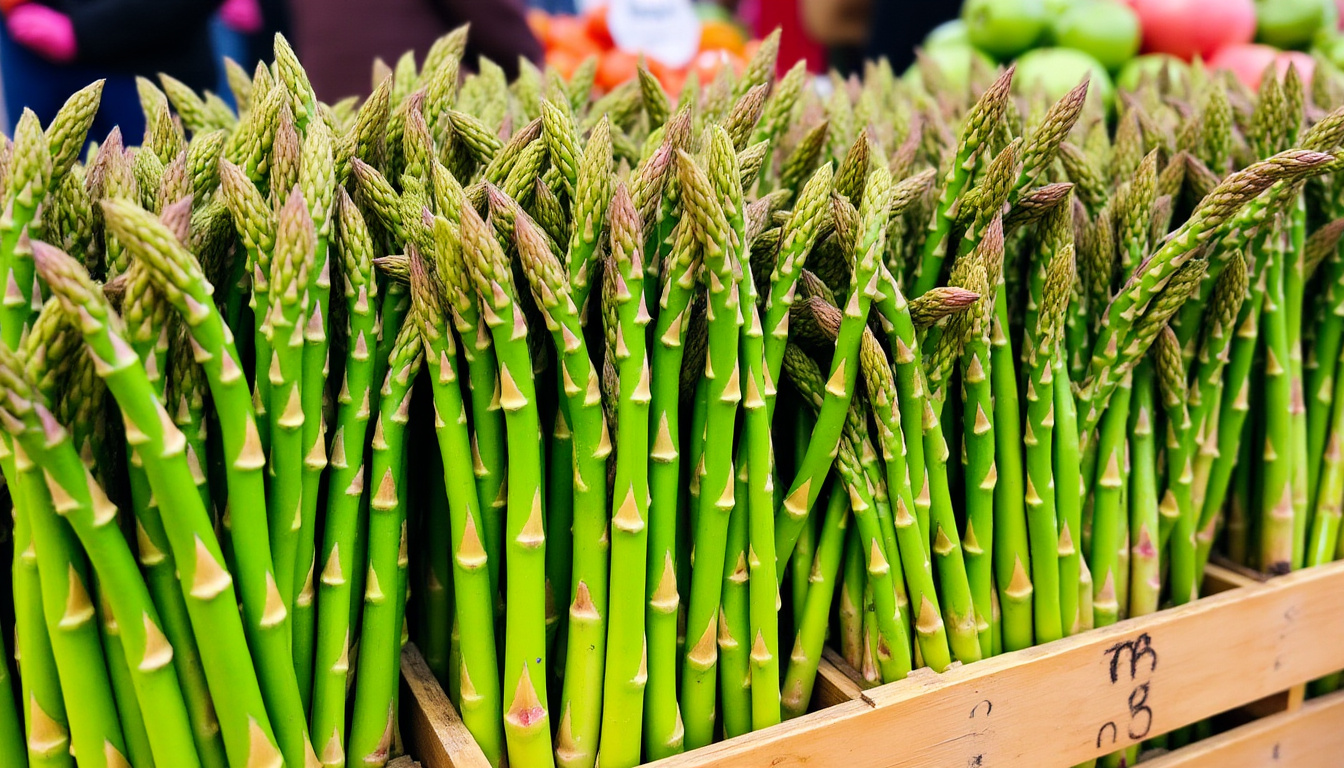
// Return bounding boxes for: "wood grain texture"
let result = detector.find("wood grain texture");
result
[401,644,492,768]
[1142,690,1344,768]
[814,650,868,708]
[400,567,1343,768]
[1203,563,1261,595]
[637,561,1344,768]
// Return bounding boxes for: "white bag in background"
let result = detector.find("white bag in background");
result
[606,0,703,69]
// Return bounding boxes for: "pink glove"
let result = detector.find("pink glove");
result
[7,3,75,63]
[218,0,263,34]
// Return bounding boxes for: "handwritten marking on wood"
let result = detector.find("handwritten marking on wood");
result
[1097,633,1160,748]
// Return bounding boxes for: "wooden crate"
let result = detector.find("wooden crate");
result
[1140,689,1344,768]
[400,560,1344,768]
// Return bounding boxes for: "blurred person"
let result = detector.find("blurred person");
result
[1,0,223,137]
[290,0,542,102]
[211,0,262,104]
[210,0,291,107]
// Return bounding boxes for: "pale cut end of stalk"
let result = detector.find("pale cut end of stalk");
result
[505,664,547,728]
[246,718,284,768]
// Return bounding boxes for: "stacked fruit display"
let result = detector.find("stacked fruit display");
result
[527,2,761,95]
[945,0,1344,100]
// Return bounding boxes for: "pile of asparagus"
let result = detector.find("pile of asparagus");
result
[1,21,1344,768]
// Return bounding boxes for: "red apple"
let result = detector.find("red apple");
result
[1130,0,1256,60]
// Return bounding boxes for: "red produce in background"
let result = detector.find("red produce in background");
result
[1128,0,1256,60]
[1209,43,1314,89]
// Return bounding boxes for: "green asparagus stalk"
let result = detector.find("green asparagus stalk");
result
[291,121,336,703]
[1186,253,1248,580]
[597,186,653,767]
[409,251,505,766]
[781,487,849,717]
[1260,229,1297,575]
[1090,372,1132,628]
[265,191,311,630]
[31,239,289,767]
[505,191,612,768]
[1129,361,1162,618]
[679,129,747,751]
[461,200,555,767]
[120,258,228,768]
[94,200,318,767]
[1197,259,1267,576]
[1024,231,1075,644]
[430,164,506,597]
[643,215,699,761]
[1154,326,1199,605]
[348,318,424,767]
[1,111,51,349]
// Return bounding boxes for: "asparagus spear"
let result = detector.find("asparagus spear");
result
[32,239,290,766]
[597,186,653,767]
[1,342,210,766]
[679,129,746,751]
[462,200,555,767]
[102,193,324,765]
[291,121,336,703]
[408,251,505,766]
[348,317,424,766]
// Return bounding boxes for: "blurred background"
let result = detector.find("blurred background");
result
[3,0,1344,136]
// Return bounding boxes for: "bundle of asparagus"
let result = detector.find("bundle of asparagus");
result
[1,20,1344,768]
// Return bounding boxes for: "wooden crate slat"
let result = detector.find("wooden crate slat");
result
[1142,690,1344,768]
[1202,564,1261,595]
[401,644,492,768]
[641,561,1344,768]
[813,649,868,708]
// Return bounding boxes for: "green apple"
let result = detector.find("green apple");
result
[963,0,1049,60]
[925,19,971,50]
[1053,0,1142,71]
[1256,0,1329,50]
[1016,47,1115,112]
[1117,54,1189,91]
[904,44,997,92]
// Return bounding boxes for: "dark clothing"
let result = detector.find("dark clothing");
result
[0,22,146,136]
[1,0,221,136]
[239,0,291,69]
[865,0,960,72]
[291,0,543,102]
[1,0,220,135]
[53,0,220,92]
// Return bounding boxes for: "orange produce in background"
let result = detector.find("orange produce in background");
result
[699,19,747,55]
[546,49,585,80]
[585,4,615,50]
[548,15,602,59]
[597,49,640,90]
[531,5,763,94]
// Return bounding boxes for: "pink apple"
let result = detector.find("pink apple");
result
[1130,0,1256,60]
[1209,44,1315,91]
